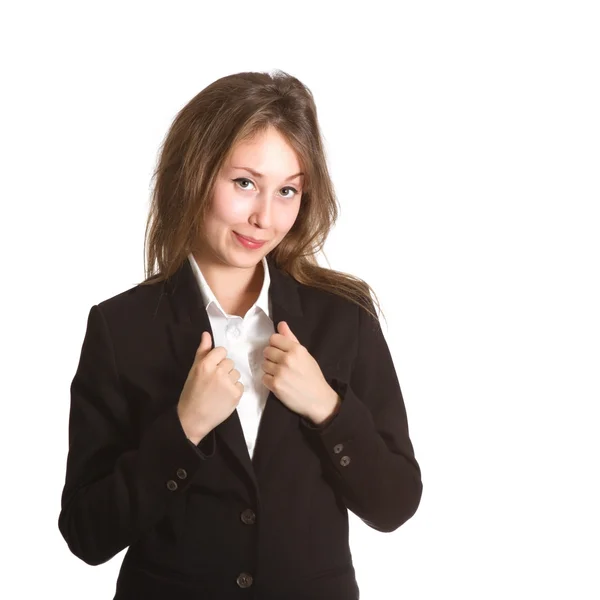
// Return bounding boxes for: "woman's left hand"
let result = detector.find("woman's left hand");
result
[261,321,339,423]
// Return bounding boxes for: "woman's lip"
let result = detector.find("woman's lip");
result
[234,232,267,243]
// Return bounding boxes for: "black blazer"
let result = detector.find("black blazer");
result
[58,254,422,600]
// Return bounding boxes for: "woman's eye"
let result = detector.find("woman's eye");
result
[233,177,255,190]
[280,186,299,198]
[232,178,299,199]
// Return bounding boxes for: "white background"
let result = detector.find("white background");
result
[1,1,599,598]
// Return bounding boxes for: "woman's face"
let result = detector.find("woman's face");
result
[197,126,304,271]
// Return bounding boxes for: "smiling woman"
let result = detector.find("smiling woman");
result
[58,69,422,600]
[139,71,384,322]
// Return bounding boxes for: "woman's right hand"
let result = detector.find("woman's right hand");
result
[177,331,244,444]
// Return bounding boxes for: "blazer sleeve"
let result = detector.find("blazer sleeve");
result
[58,304,216,566]
[300,299,423,533]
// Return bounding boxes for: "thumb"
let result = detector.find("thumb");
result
[198,330,212,354]
[278,321,299,343]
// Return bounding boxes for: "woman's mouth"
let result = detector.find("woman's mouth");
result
[233,231,266,249]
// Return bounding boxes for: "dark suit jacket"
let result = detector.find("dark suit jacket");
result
[58,254,422,600]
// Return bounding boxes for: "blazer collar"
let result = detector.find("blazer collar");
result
[163,253,304,490]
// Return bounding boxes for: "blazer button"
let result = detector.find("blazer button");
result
[340,456,351,467]
[240,508,256,525]
[176,468,187,479]
[236,572,253,588]
[166,479,178,491]
[333,443,344,454]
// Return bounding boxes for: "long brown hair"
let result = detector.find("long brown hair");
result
[139,69,385,325]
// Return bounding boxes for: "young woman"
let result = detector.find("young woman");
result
[58,70,423,600]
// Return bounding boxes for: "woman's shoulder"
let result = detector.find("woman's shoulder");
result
[95,277,167,323]
[294,277,362,326]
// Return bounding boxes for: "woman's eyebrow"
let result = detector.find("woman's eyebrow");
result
[231,166,304,181]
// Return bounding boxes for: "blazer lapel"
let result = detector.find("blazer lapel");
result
[163,254,304,490]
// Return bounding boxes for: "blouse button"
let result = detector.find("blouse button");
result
[236,572,254,588]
